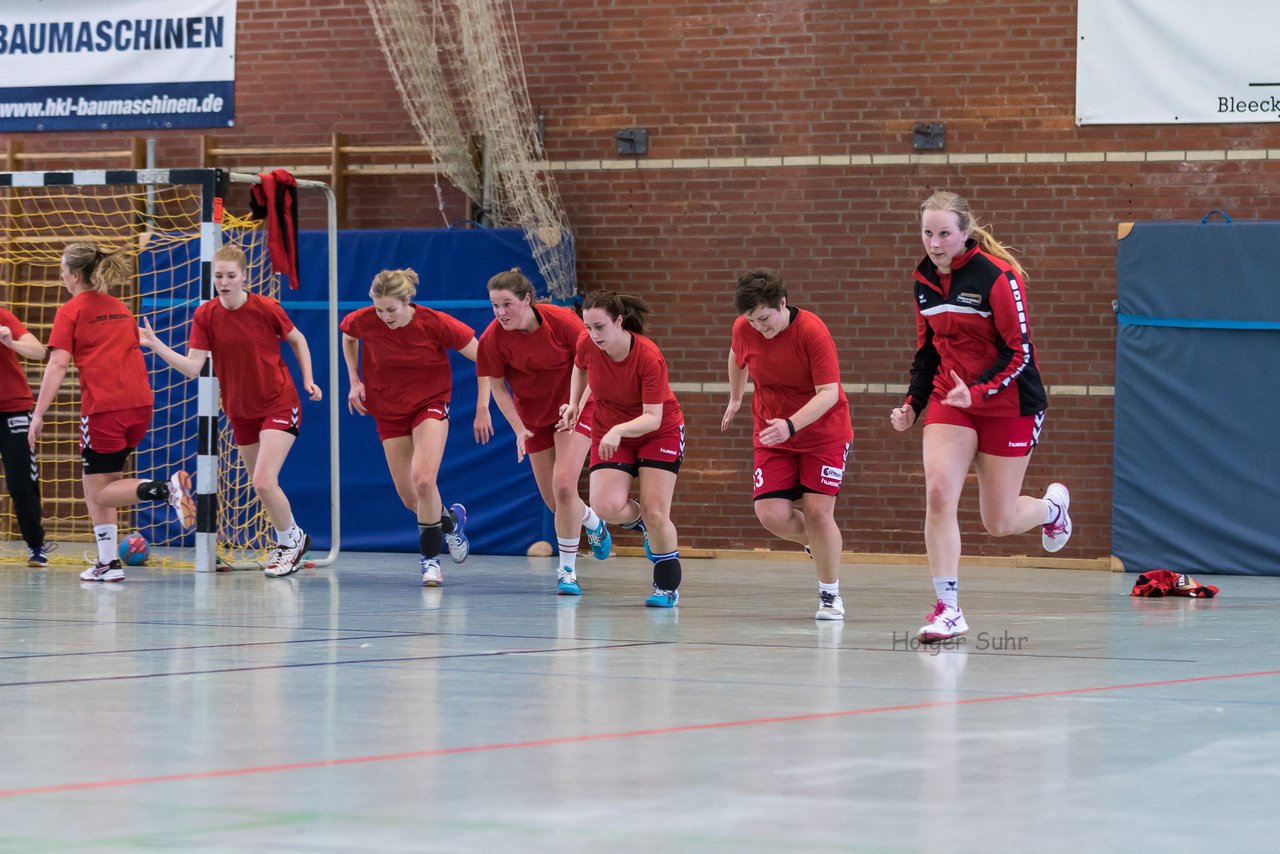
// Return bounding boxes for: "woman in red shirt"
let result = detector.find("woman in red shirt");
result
[341,268,490,587]
[560,291,684,608]
[890,191,1072,642]
[0,305,50,566]
[140,243,321,578]
[722,269,854,621]
[476,268,610,596]
[29,242,196,583]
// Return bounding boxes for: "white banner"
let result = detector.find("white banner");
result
[0,0,236,132]
[1077,0,1280,125]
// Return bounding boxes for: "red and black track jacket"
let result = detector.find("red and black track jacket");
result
[904,240,1047,418]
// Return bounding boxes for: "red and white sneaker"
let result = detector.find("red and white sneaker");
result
[264,531,310,578]
[916,600,968,643]
[1041,483,1072,553]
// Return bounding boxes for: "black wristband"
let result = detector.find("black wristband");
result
[785,418,797,436]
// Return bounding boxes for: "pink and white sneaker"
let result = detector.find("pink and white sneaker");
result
[916,600,968,643]
[80,559,125,583]
[1042,483,1072,553]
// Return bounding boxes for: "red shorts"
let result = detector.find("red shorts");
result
[375,399,449,442]
[80,405,151,454]
[525,399,594,455]
[924,404,1043,457]
[752,441,850,500]
[230,407,301,446]
[589,422,684,473]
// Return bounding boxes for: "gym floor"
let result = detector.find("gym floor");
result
[0,552,1274,852]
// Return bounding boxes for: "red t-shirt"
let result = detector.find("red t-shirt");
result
[574,331,682,435]
[340,304,474,420]
[190,294,300,420]
[0,307,34,412]
[48,291,152,415]
[732,308,853,452]
[476,304,583,429]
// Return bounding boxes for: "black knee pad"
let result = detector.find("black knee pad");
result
[419,523,443,557]
[136,479,169,501]
[653,557,681,591]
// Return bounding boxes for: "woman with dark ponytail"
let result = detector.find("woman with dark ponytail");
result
[29,242,196,582]
[559,291,685,608]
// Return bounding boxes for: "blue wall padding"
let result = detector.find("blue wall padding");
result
[138,228,555,556]
[1114,220,1280,575]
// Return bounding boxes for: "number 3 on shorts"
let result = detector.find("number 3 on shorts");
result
[753,467,764,489]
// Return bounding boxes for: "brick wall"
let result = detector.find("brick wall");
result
[10,0,1280,559]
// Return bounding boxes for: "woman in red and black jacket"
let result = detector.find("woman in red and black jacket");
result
[889,191,1072,643]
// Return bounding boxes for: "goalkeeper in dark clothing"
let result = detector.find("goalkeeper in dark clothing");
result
[0,305,50,567]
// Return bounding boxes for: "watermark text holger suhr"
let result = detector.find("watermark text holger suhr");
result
[890,630,1029,654]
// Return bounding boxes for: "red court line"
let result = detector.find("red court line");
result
[2,667,1276,800]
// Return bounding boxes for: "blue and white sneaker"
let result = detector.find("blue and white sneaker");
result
[444,503,469,563]
[421,556,443,587]
[644,587,678,608]
[586,520,611,560]
[27,542,56,568]
[556,568,581,596]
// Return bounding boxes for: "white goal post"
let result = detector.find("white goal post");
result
[0,167,341,574]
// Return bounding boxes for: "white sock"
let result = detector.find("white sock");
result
[819,580,840,597]
[933,576,960,610]
[94,524,118,565]
[581,505,601,532]
[1043,498,1060,525]
[276,524,301,547]
[557,536,579,571]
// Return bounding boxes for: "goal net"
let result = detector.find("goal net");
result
[0,168,336,572]
[366,0,577,302]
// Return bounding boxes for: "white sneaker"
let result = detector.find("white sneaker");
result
[1042,483,1072,553]
[815,590,844,620]
[916,600,968,642]
[421,557,443,587]
[264,531,310,577]
[81,560,125,582]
